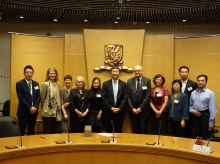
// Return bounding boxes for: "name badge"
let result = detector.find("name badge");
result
[96,94,101,97]
[142,86,147,90]
[174,100,179,103]
[35,86,39,90]
[188,87,193,91]
[157,93,162,97]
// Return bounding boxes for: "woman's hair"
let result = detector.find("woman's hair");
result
[171,79,182,93]
[72,76,86,89]
[45,68,58,82]
[90,77,101,90]
[64,75,72,81]
[90,77,102,97]
[153,74,165,86]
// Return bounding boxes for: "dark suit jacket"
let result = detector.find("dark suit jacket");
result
[16,79,41,116]
[127,76,151,116]
[168,92,188,121]
[102,79,128,116]
[183,79,197,104]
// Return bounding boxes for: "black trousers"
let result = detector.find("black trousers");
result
[71,112,86,133]
[129,111,149,134]
[42,117,58,134]
[151,111,168,135]
[104,112,124,133]
[18,114,37,136]
[185,113,194,138]
[169,119,186,138]
[193,110,212,139]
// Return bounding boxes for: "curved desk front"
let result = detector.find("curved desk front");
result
[0,133,219,164]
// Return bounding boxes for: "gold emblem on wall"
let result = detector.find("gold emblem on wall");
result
[94,44,133,72]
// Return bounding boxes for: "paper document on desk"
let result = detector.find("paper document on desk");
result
[98,133,113,137]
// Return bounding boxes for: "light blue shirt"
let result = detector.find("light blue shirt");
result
[189,87,217,125]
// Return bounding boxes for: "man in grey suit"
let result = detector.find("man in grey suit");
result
[127,65,151,134]
[102,66,128,133]
[179,66,197,138]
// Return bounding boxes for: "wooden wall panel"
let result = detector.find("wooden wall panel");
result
[11,34,64,131]
[174,36,220,134]
[64,34,87,86]
[143,35,174,91]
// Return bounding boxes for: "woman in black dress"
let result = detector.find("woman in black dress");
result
[69,76,89,133]
[87,77,103,132]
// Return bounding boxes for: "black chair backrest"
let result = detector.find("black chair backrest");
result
[2,100,10,116]
[0,116,20,138]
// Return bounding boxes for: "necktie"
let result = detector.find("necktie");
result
[135,79,140,101]
[28,82,31,93]
[113,80,118,106]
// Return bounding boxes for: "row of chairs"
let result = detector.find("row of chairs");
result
[0,116,20,138]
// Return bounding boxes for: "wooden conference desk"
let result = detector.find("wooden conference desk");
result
[0,133,219,164]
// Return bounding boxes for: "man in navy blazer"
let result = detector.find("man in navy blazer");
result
[179,66,197,138]
[102,66,128,133]
[16,65,40,135]
[127,65,151,134]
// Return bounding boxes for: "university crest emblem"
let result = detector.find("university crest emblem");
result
[94,44,133,72]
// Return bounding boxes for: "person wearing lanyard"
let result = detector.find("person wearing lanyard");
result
[189,74,217,139]
[16,65,40,136]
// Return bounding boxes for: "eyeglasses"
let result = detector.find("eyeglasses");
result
[134,70,142,73]
[25,71,33,74]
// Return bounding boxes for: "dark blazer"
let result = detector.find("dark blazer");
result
[102,79,128,116]
[168,92,188,121]
[16,79,41,116]
[127,76,151,116]
[182,79,197,103]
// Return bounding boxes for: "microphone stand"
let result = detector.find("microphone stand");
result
[207,129,219,147]
[155,120,163,146]
[55,119,72,144]
[12,120,26,148]
[64,119,72,143]
[110,120,118,143]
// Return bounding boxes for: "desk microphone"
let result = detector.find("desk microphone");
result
[207,129,219,147]
[110,120,117,143]
[12,120,26,148]
[155,120,163,146]
[55,120,72,144]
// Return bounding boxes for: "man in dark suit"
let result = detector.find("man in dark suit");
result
[179,66,197,138]
[102,66,128,133]
[16,65,40,135]
[127,65,151,134]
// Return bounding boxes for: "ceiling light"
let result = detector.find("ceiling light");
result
[53,19,58,22]
[182,19,187,22]
[146,21,150,24]
[84,19,88,22]
[19,16,24,19]
[114,21,118,23]
[116,16,120,19]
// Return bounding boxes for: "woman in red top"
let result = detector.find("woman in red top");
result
[150,74,169,135]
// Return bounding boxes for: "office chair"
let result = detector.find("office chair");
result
[0,116,20,138]
[2,100,10,116]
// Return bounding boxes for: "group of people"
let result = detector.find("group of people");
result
[16,65,217,140]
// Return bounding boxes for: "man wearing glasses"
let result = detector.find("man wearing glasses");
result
[127,65,151,134]
[16,65,40,135]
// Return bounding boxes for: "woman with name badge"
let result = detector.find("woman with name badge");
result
[168,79,188,137]
[150,74,169,135]
[41,68,62,134]
[69,76,89,133]
[87,77,103,132]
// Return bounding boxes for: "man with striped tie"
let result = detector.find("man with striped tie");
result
[16,65,40,135]
[127,65,151,134]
